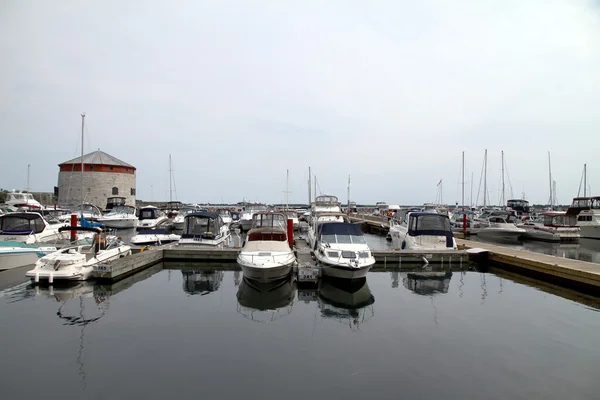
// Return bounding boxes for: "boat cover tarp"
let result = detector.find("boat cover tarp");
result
[408,213,454,248]
[80,215,103,228]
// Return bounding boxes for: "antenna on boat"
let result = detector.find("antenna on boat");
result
[283,169,291,210]
[461,151,465,210]
[169,154,173,203]
[483,149,487,208]
[80,113,85,211]
[584,163,587,197]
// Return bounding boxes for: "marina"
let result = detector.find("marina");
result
[2,1,600,398]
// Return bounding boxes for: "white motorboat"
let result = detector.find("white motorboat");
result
[283,210,299,230]
[137,205,168,230]
[313,222,375,280]
[26,227,131,283]
[477,214,526,242]
[178,211,231,247]
[239,204,268,232]
[0,212,67,244]
[3,190,43,210]
[219,209,233,225]
[576,197,600,239]
[0,242,57,271]
[171,205,207,230]
[307,212,347,250]
[130,229,180,245]
[96,205,138,229]
[519,212,580,242]
[389,212,457,250]
[238,212,296,282]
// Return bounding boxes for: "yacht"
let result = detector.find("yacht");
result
[0,242,57,271]
[130,229,181,245]
[237,212,296,282]
[3,190,43,210]
[507,199,531,220]
[519,212,580,242]
[388,212,457,250]
[239,203,268,232]
[307,212,348,250]
[477,213,526,242]
[178,211,231,247]
[137,205,168,230]
[96,205,138,229]
[26,227,131,283]
[0,212,67,244]
[313,221,375,280]
[576,197,600,239]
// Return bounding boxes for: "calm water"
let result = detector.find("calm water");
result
[1,266,600,399]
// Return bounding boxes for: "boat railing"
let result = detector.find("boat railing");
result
[242,252,293,266]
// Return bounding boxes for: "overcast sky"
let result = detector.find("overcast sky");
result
[1,0,599,205]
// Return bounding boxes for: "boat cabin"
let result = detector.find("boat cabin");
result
[74,203,103,218]
[566,197,592,216]
[138,206,162,221]
[105,196,126,211]
[4,191,42,209]
[318,222,367,246]
[107,205,136,215]
[406,213,454,247]
[540,212,578,227]
[182,212,223,239]
[0,212,49,236]
[247,213,287,242]
[507,199,530,215]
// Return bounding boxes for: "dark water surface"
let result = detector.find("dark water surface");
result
[1,265,600,400]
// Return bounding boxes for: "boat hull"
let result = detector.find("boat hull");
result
[96,217,138,229]
[520,228,580,242]
[477,228,524,242]
[580,226,600,240]
[315,255,372,280]
[0,252,40,270]
[239,262,293,283]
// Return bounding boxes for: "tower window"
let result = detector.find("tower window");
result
[131,188,136,195]
[112,187,119,195]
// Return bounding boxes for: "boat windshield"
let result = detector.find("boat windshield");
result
[0,214,45,234]
[108,206,135,215]
[315,195,339,206]
[321,234,366,245]
[251,213,286,230]
[139,208,159,220]
[544,215,577,226]
[410,214,452,233]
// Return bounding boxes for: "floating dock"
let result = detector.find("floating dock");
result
[457,239,600,293]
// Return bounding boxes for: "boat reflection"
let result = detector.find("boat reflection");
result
[181,269,224,295]
[402,269,453,296]
[318,277,375,330]
[236,276,296,322]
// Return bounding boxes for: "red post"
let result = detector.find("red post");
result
[70,214,78,241]
[462,211,467,237]
[287,219,294,248]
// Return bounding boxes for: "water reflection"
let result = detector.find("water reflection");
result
[181,269,224,295]
[236,277,296,322]
[402,271,453,296]
[318,278,375,330]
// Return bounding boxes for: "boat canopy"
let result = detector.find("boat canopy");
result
[106,197,126,210]
[408,213,453,247]
[182,212,222,238]
[0,213,46,235]
[541,212,578,227]
[251,213,286,230]
[106,205,136,215]
[315,195,339,206]
[507,199,530,213]
[139,206,161,220]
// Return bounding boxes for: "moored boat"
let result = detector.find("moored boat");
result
[238,212,296,283]
[137,205,168,230]
[178,211,231,247]
[130,229,180,245]
[519,212,580,242]
[0,212,67,244]
[96,205,138,229]
[389,212,457,250]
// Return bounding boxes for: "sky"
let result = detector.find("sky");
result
[1,0,599,205]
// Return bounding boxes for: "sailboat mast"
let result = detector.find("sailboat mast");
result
[169,154,172,202]
[80,113,85,207]
[501,150,505,207]
[308,167,311,206]
[548,151,553,209]
[26,164,30,193]
[483,149,487,207]
[286,169,289,209]
[470,172,473,208]
[461,151,465,209]
[584,163,587,197]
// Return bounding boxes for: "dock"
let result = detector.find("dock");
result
[457,239,600,293]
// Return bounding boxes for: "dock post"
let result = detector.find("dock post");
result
[287,219,294,248]
[70,214,78,241]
